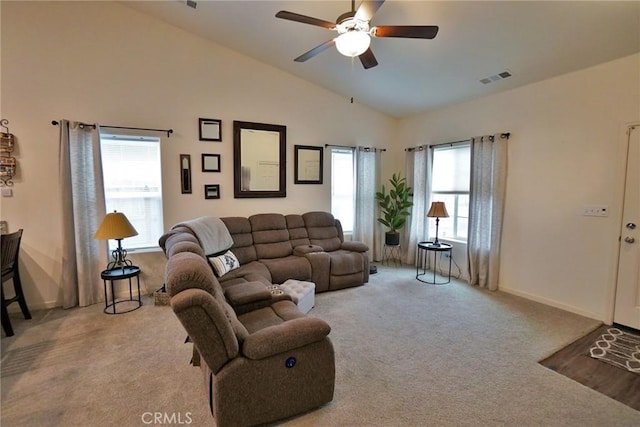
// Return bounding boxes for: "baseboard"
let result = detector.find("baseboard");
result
[499,286,603,322]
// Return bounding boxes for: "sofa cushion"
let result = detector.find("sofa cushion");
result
[225,281,271,306]
[238,300,306,333]
[221,217,257,264]
[208,250,240,277]
[166,252,219,298]
[286,214,311,247]
[250,214,293,259]
[167,240,205,259]
[303,212,342,252]
[162,229,202,256]
[259,255,312,285]
[218,261,272,286]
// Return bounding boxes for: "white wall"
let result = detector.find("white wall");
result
[0,1,396,309]
[399,54,640,321]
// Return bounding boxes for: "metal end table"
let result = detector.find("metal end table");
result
[416,241,452,284]
[382,244,402,266]
[101,266,142,314]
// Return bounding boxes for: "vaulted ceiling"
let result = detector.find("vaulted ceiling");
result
[122,1,640,118]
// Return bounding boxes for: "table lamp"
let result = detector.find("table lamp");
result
[94,211,138,270]
[427,201,449,247]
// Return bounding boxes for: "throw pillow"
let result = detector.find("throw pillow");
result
[208,250,240,277]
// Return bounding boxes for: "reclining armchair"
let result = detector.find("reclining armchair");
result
[166,250,335,426]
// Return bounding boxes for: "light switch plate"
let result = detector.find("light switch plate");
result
[582,205,609,217]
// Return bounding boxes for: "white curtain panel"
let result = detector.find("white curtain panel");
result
[405,146,430,265]
[354,147,382,261]
[59,121,107,308]
[467,134,509,290]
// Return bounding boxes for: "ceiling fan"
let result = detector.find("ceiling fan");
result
[275,0,439,69]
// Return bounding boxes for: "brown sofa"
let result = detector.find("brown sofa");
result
[164,244,335,426]
[159,211,368,425]
[160,211,369,295]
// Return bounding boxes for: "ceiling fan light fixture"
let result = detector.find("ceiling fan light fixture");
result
[335,30,371,57]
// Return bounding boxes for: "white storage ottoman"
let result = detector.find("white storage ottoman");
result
[280,280,315,314]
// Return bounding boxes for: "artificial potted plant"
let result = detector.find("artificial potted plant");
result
[375,172,414,246]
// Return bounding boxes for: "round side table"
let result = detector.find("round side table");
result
[416,241,452,285]
[101,266,142,314]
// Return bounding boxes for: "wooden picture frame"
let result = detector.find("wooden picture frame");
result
[204,184,220,199]
[202,153,221,172]
[233,120,286,198]
[180,154,192,194]
[294,145,323,184]
[199,118,222,141]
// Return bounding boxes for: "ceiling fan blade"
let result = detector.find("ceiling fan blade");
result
[275,11,336,30]
[355,0,385,22]
[294,39,336,62]
[359,48,378,69]
[373,25,439,39]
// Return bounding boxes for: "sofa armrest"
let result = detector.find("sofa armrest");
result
[341,241,368,252]
[232,291,293,315]
[242,317,331,360]
[293,244,324,256]
[225,281,271,306]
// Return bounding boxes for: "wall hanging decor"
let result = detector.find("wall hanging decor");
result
[0,119,16,186]
[199,118,222,141]
[233,121,286,198]
[202,153,221,172]
[294,145,323,184]
[204,184,220,199]
[180,154,192,194]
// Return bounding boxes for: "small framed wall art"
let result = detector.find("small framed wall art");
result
[180,154,192,194]
[294,145,323,184]
[202,153,221,172]
[204,184,220,199]
[199,118,222,141]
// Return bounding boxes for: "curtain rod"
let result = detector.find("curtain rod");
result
[405,133,511,152]
[430,138,472,148]
[51,120,174,138]
[406,139,470,152]
[324,143,386,152]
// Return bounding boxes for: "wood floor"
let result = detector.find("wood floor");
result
[540,324,640,411]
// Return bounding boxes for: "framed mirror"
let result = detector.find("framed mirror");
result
[233,121,286,198]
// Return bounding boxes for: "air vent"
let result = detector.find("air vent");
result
[186,0,197,9]
[480,70,512,85]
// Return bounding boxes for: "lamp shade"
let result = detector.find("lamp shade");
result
[94,211,138,240]
[335,31,371,57]
[427,201,449,218]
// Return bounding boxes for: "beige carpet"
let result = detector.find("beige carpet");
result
[2,265,639,426]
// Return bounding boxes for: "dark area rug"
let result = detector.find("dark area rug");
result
[540,324,640,411]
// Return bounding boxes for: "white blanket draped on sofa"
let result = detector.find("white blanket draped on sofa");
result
[173,216,233,256]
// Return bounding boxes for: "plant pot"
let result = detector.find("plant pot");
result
[385,232,400,246]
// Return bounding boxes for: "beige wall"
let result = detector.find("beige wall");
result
[2,1,638,322]
[399,53,640,321]
[0,1,396,309]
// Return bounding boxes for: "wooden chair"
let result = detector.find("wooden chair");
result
[1,229,31,336]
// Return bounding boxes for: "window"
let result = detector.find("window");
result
[100,134,164,251]
[330,148,355,233]
[430,143,470,241]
